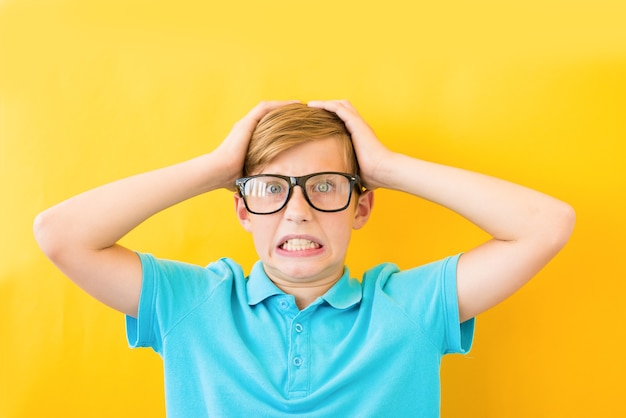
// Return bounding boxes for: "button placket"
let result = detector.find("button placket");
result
[287,314,310,397]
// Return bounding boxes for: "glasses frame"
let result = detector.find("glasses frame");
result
[235,171,363,215]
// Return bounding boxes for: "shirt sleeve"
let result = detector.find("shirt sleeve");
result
[439,254,474,354]
[125,252,236,355]
[376,254,475,355]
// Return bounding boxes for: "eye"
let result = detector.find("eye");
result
[312,179,334,193]
[266,182,285,195]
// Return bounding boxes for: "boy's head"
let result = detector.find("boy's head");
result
[244,103,359,176]
[234,103,373,292]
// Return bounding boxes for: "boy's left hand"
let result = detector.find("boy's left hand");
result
[307,100,393,190]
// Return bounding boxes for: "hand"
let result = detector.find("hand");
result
[215,100,300,191]
[307,100,393,190]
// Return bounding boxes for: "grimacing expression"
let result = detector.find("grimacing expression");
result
[235,136,373,288]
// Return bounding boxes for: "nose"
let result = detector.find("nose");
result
[283,186,312,222]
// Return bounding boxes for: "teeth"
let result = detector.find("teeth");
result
[281,238,320,251]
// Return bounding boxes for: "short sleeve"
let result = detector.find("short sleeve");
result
[374,254,475,355]
[440,254,474,354]
[125,252,162,352]
[125,252,237,354]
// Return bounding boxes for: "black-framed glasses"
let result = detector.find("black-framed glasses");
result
[235,172,362,215]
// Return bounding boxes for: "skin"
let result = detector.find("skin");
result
[235,137,373,308]
[34,100,575,322]
[308,100,575,321]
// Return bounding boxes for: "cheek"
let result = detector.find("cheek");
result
[249,218,279,249]
[325,214,356,246]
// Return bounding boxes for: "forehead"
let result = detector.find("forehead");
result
[258,137,351,176]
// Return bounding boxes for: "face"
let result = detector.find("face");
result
[235,137,373,289]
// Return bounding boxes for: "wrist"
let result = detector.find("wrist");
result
[195,151,241,192]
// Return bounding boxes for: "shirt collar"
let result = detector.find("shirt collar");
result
[246,261,284,306]
[246,261,362,309]
[320,267,362,309]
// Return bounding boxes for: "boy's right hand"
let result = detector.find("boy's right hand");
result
[214,101,300,191]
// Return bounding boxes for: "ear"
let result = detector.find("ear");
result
[234,194,253,232]
[352,190,374,230]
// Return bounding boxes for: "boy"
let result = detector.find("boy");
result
[34,100,575,416]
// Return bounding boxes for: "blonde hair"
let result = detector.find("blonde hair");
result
[244,103,359,176]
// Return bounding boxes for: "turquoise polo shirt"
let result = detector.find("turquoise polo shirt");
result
[126,252,474,417]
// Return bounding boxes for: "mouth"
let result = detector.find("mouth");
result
[279,238,322,252]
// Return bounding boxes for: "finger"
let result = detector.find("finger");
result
[307,100,353,114]
[308,100,361,123]
[308,100,370,136]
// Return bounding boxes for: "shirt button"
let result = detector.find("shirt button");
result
[294,323,303,333]
[279,300,289,310]
[293,357,303,367]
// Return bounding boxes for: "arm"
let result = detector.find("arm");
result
[309,100,575,322]
[34,101,296,317]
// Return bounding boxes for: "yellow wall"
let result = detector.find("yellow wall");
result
[1,1,625,416]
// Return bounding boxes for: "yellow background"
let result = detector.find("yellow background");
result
[1,0,625,416]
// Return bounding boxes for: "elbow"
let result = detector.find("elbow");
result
[33,209,64,262]
[547,200,576,251]
[33,210,51,255]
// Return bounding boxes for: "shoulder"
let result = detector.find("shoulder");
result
[129,254,247,347]
[362,254,461,291]
[359,254,473,353]
[137,253,246,305]
[139,252,244,280]
[360,255,463,326]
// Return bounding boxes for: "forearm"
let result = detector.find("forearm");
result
[34,152,229,255]
[376,152,573,244]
